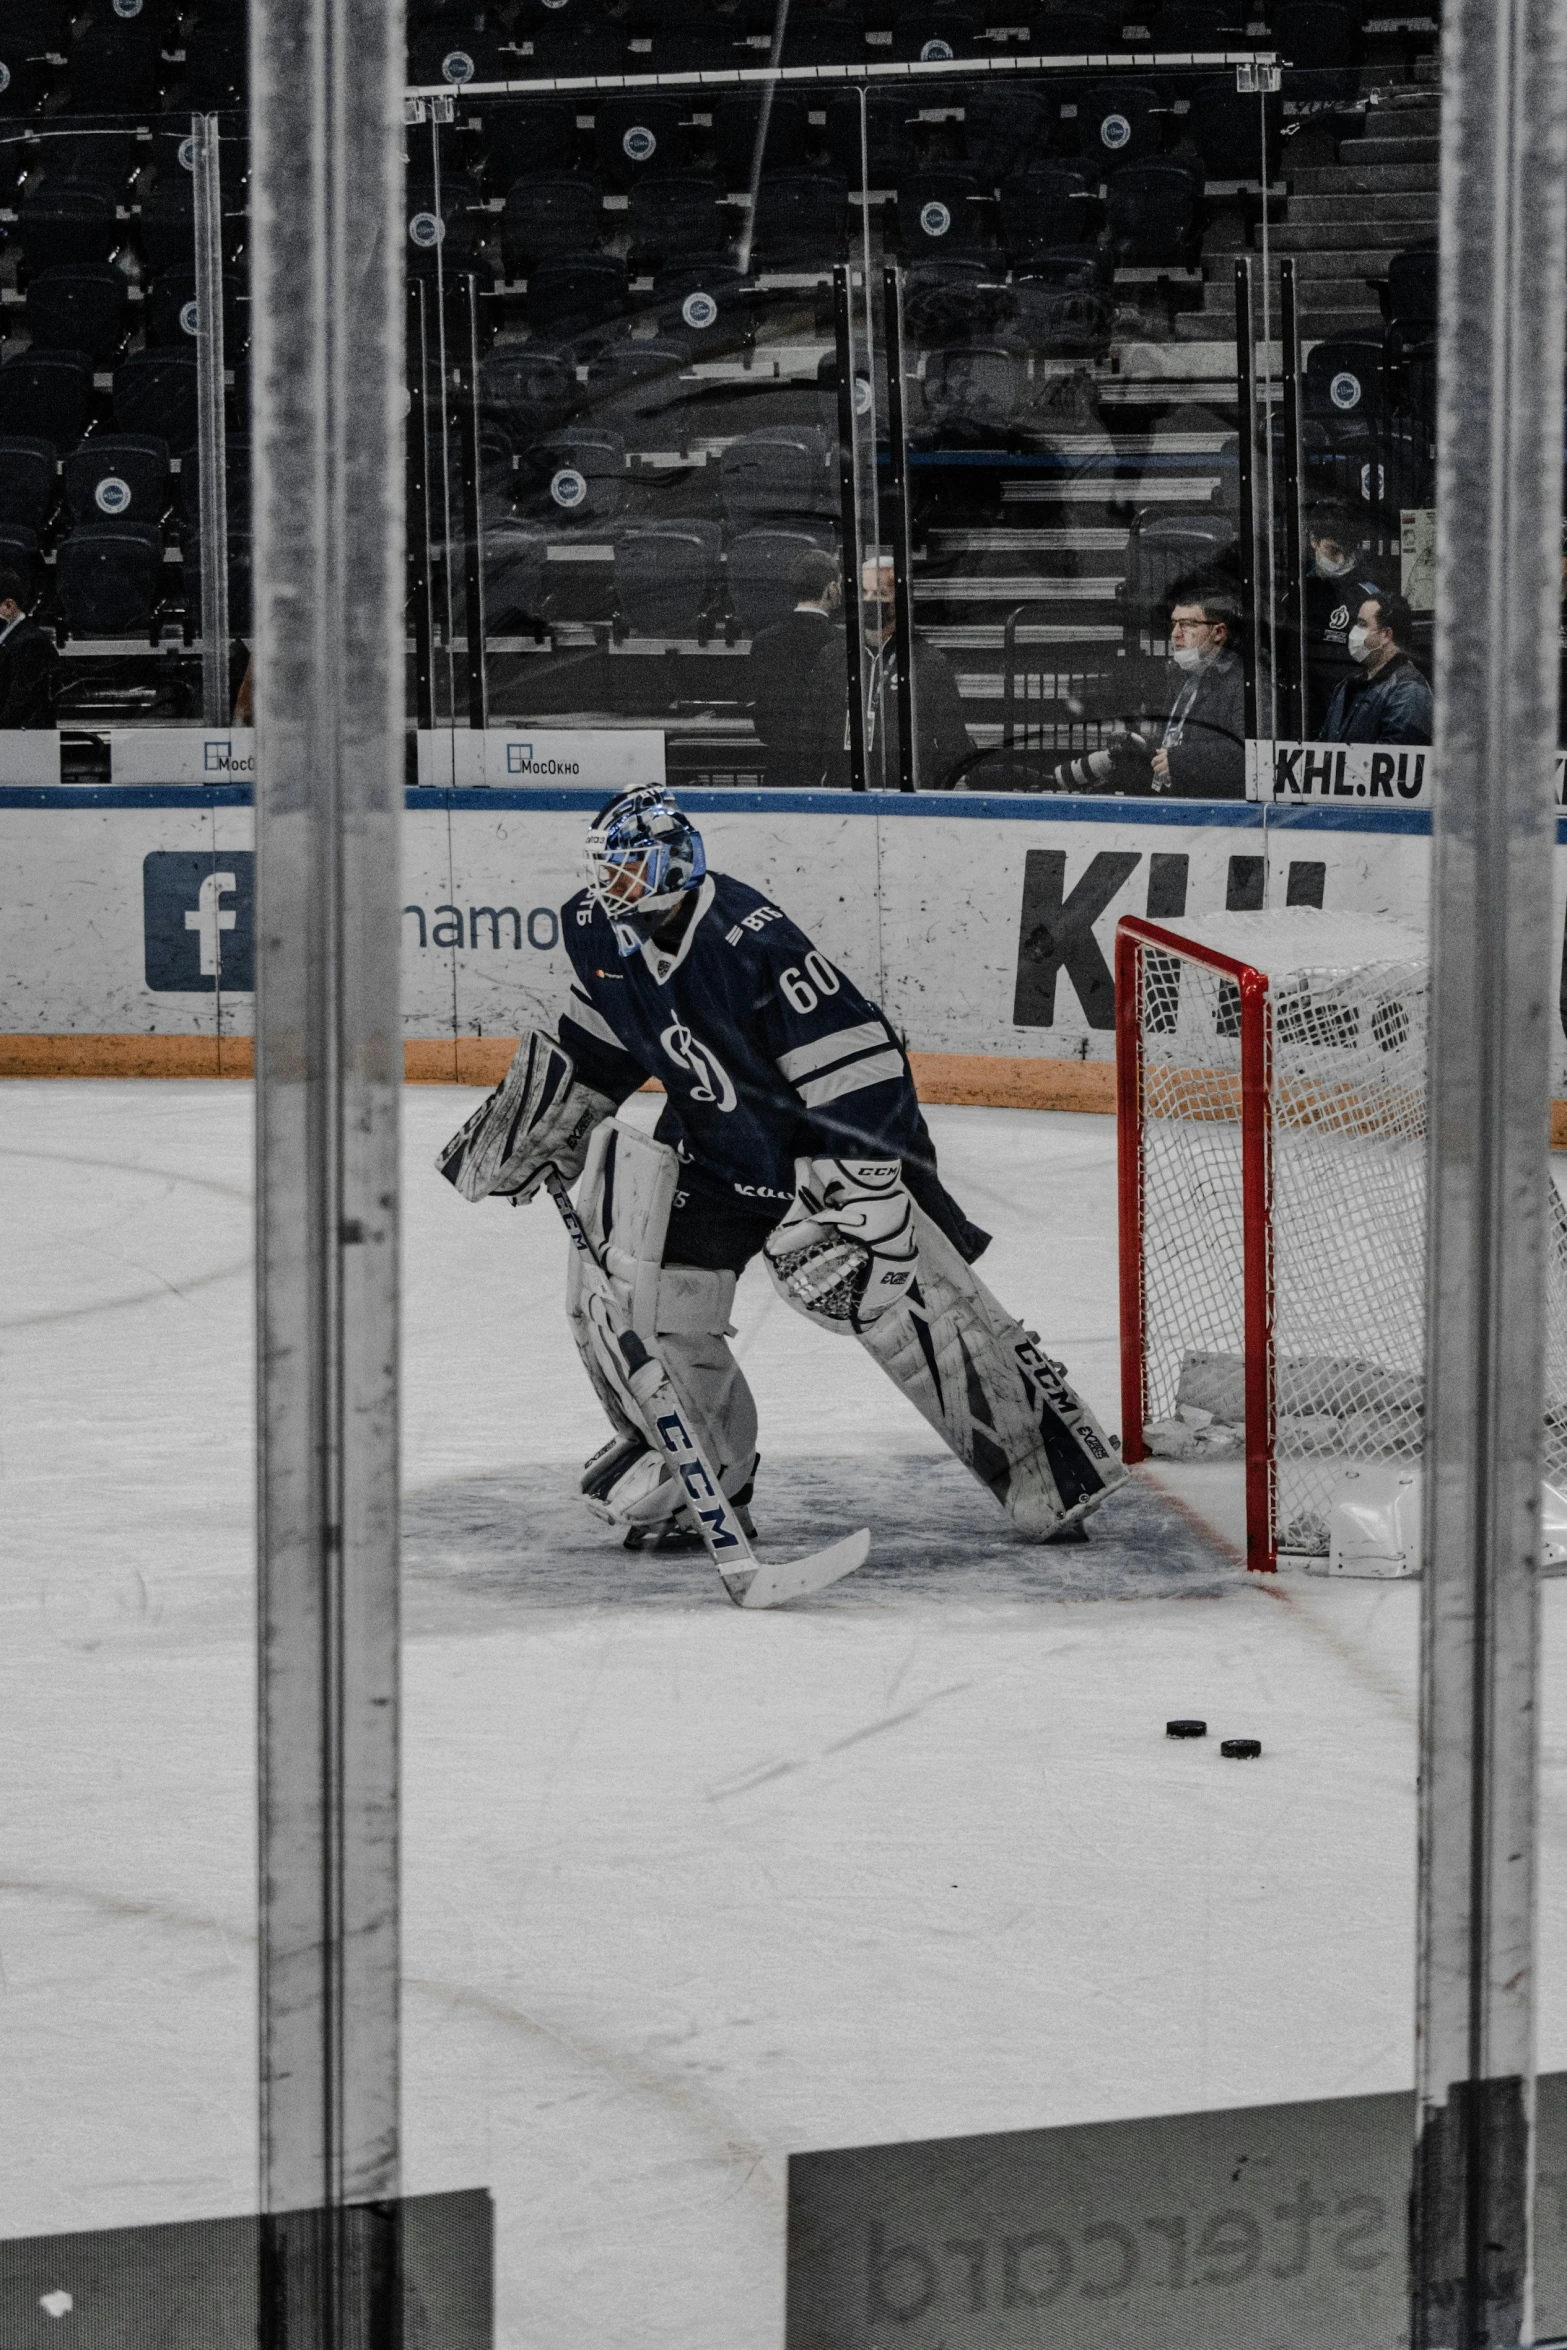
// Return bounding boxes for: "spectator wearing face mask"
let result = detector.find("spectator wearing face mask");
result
[1303,504,1384,736]
[1321,592,1433,744]
[1148,582,1247,798]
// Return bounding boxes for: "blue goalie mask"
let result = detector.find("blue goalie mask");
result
[584,787,706,940]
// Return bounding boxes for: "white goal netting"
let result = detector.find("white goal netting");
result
[1124,909,1567,1561]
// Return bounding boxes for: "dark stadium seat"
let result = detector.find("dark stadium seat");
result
[25,265,130,364]
[997,161,1102,259]
[725,524,837,635]
[1121,508,1238,628]
[68,20,163,114]
[720,426,836,527]
[138,176,197,277]
[114,348,200,446]
[183,19,248,108]
[585,340,691,452]
[615,520,721,636]
[1272,1,1356,68]
[920,344,1023,437]
[1386,316,1436,431]
[501,173,605,276]
[483,520,549,633]
[1075,81,1163,166]
[713,94,807,187]
[525,254,628,337]
[1185,74,1280,179]
[1023,6,1118,52]
[0,526,40,597]
[1304,330,1387,425]
[651,262,754,356]
[1385,243,1438,325]
[482,101,579,187]
[593,96,688,189]
[1009,246,1115,355]
[65,433,169,526]
[42,125,147,190]
[526,14,626,76]
[479,345,580,441]
[647,20,737,71]
[1150,2,1240,44]
[19,180,121,275]
[1105,159,1201,262]
[57,521,165,636]
[409,25,505,87]
[1301,330,1391,508]
[0,438,57,533]
[958,87,1055,183]
[0,45,44,116]
[749,170,849,269]
[891,7,980,62]
[517,430,628,527]
[9,0,68,44]
[145,268,244,351]
[823,88,919,191]
[407,173,487,279]
[628,175,730,271]
[896,168,989,259]
[777,10,866,66]
[0,351,94,452]
[902,258,1013,345]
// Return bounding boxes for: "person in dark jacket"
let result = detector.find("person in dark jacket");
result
[0,570,56,728]
[1149,585,1247,798]
[810,557,972,790]
[1321,591,1433,744]
[1303,502,1384,735]
[748,549,842,787]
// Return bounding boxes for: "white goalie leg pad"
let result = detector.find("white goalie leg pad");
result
[567,1120,679,1452]
[568,1122,758,1526]
[857,1208,1128,1537]
[651,1264,759,1499]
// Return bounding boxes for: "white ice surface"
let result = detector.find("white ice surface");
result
[6,1082,1567,2348]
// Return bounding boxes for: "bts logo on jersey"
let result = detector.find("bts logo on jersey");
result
[143,850,256,991]
[660,1021,737,1110]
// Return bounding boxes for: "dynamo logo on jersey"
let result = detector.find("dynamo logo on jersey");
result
[660,1022,737,1112]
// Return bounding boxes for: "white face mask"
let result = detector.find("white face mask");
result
[1172,644,1209,674]
[1347,624,1375,664]
[1315,549,1359,579]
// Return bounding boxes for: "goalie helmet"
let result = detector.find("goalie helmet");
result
[584,787,706,937]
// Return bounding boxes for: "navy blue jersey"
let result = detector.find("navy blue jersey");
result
[558,871,986,1259]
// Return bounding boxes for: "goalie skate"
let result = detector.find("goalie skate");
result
[859,1209,1128,1538]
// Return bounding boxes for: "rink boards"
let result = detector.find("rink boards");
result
[0,782,1546,1103]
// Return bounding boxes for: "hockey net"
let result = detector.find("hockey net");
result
[1116,908,1567,1569]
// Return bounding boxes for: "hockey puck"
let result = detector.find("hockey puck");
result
[1220,1738,1262,1760]
[1166,1719,1207,1739]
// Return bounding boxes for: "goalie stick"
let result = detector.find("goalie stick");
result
[544,1169,870,1610]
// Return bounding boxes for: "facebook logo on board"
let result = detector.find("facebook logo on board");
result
[143,852,256,992]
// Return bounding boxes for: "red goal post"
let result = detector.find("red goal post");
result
[1114,909,1435,1575]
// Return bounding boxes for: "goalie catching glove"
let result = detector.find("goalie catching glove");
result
[436,1031,615,1204]
[763,1158,918,1332]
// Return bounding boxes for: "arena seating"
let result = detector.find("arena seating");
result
[0,0,1447,735]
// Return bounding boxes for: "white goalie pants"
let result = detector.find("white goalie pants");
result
[566,1121,759,1514]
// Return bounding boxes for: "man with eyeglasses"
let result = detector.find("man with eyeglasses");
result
[1148,583,1247,799]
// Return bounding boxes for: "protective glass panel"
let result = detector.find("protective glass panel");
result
[410,59,877,785]
[394,15,1451,2348]
[0,13,260,2311]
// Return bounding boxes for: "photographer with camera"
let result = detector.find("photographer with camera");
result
[1045,581,1247,800]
